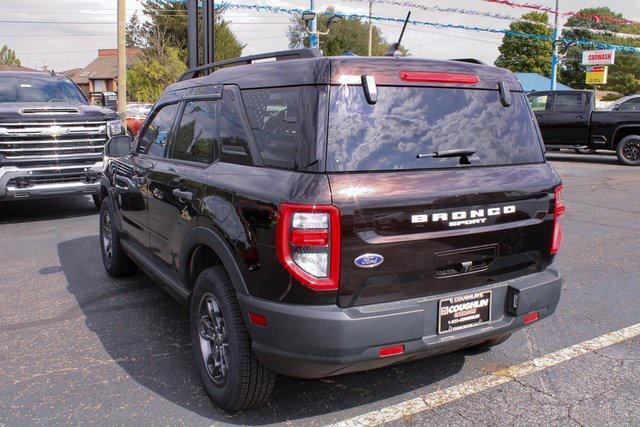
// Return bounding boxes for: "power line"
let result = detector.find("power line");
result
[18,49,102,55]
[0,20,116,24]
[0,34,113,37]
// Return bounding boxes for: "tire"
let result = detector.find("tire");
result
[191,266,276,412]
[616,135,640,166]
[92,194,101,210]
[99,197,137,277]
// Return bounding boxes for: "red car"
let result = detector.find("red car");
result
[125,103,153,137]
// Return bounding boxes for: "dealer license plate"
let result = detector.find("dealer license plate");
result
[438,291,492,334]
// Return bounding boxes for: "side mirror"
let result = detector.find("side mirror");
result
[612,105,620,111]
[105,135,132,157]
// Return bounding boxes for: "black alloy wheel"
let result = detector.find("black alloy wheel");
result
[198,292,230,386]
[101,208,113,269]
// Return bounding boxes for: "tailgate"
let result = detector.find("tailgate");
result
[329,164,558,307]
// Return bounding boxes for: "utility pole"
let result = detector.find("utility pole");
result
[187,0,198,69]
[309,0,318,49]
[368,0,373,56]
[550,0,560,90]
[117,0,126,122]
[204,0,215,66]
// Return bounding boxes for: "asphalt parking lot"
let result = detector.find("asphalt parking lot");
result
[1,152,639,425]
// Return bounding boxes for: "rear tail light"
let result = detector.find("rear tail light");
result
[400,71,479,84]
[276,203,340,291]
[551,185,565,255]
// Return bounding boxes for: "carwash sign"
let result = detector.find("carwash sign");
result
[582,49,616,65]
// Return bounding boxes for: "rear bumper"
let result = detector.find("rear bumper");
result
[238,268,562,379]
[0,162,102,199]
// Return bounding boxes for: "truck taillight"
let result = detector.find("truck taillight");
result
[276,204,341,291]
[551,185,565,255]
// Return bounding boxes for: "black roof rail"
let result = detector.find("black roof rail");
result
[450,58,486,65]
[179,48,323,81]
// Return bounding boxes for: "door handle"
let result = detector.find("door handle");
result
[576,114,586,119]
[537,115,548,120]
[172,188,195,202]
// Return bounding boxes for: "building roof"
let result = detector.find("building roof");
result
[0,64,38,72]
[514,72,573,92]
[73,48,141,82]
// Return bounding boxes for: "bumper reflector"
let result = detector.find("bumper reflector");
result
[248,312,267,328]
[379,344,405,358]
[523,311,540,325]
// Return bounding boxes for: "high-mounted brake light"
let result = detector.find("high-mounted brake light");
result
[400,71,479,84]
[551,185,565,255]
[276,203,341,291]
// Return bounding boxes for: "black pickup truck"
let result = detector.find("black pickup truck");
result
[0,71,124,206]
[528,90,640,165]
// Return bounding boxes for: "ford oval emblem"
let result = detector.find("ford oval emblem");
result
[354,253,384,269]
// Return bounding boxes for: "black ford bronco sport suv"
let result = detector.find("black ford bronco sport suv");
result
[99,49,564,411]
[0,71,123,205]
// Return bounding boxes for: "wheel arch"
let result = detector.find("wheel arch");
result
[611,125,640,148]
[180,226,250,296]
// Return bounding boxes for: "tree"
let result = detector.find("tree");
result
[127,47,186,102]
[495,12,553,75]
[287,8,407,56]
[126,11,145,48]
[0,45,21,66]
[141,0,244,64]
[125,1,245,102]
[559,7,640,94]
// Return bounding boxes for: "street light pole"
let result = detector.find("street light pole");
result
[368,0,373,56]
[117,0,126,121]
[309,0,318,48]
[550,0,560,90]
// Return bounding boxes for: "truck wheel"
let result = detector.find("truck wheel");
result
[99,197,137,277]
[92,194,101,210]
[191,266,276,412]
[616,135,640,166]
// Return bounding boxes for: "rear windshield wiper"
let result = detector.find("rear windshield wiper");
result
[416,148,477,159]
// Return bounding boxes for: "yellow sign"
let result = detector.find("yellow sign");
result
[586,66,608,85]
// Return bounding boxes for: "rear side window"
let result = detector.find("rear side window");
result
[327,86,544,172]
[137,103,179,157]
[170,100,217,164]
[619,98,640,111]
[528,94,551,112]
[242,86,319,170]
[554,93,585,112]
[219,88,253,166]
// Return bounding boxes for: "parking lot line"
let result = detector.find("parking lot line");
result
[331,322,640,427]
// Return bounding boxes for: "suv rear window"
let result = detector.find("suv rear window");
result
[327,86,544,172]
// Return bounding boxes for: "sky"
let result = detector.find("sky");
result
[1,0,640,71]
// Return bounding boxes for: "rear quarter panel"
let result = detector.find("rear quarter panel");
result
[197,162,337,304]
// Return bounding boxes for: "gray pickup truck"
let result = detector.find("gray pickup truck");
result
[0,70,124,206]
